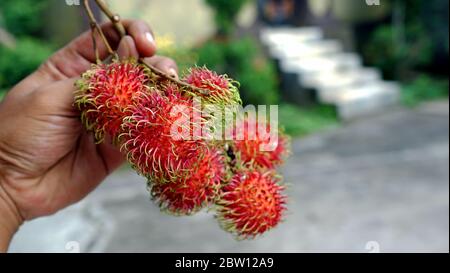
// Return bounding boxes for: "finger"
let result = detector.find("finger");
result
[116,35,139,60]
[10,20,156,98]
[65,19,156,67]
[143,56,179,79]
[40,19,156,80]
[127,20,157,58]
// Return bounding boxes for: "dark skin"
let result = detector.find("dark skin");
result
[0,20,178,251]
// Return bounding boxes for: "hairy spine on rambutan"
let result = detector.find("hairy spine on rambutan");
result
[184,67,241,106]
[120,84,229,215]
[120,88,198,182]
[228,116,290,170]
[149,147,227,215]
[74,59,150,142]
[216,169,287,239]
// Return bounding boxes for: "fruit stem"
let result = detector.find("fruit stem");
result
[94,0,126,38]
[83,0,115,62]
[83,0,210,95]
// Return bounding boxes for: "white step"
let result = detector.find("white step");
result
[316,68,381,103]
[270,39,343,60]
[282,52,361,76]
[260,27,323,47]
[335,81,401,120]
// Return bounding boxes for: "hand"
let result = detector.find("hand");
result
[0,20,178,251]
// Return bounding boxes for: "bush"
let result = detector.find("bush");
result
[0,38,53,90]
[364,23,433,80]
[158,46,198,75]
[0,0,50,37]
[0,0,53,98]
[205,0,247,36]
[278,104,338,137]
[401,75,449,107]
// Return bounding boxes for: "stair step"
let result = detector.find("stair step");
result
[270,39,343,60]
[315,68,382,103]
[260,27,323,47]
[282,52,361,77]
[335,81,401,120]
[260,26,401,119]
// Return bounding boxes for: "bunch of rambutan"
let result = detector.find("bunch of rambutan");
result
[75,60,289,239]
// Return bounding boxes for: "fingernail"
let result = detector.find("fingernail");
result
[145,32,156,46]
[168,68,178,80]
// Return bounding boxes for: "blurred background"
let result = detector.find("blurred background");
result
[0,0,448,252]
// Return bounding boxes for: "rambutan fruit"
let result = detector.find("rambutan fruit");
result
[228,117,290,169]
[216,169,286,239]
[184,67,241,106]
[120,83,228,214]
[74,59,150,142]
[73,56,290,237]
[149,147,227,215]
[120,83,214,183]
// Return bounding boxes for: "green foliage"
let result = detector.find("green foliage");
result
[364,23,433,80]
[0,0,54,98]
[158,46,198,75]
[0,38,53,90]
[195,40,227,71]
[362,0,448,80]
[200,0,279,106]
[278,104,338,137]
[205,0,247,35]
[196,38,279,105]
[424,0,449,55]
[0,0,50,37]
[401,75,449,107]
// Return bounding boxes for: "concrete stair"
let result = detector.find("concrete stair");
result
[260,27,400,120]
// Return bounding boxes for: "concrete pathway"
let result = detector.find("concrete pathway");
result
[9,101,449,252]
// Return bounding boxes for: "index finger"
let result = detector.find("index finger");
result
[11,19,157,97]
[47,19,157,78]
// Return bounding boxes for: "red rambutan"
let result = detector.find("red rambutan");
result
[229,117,290,169]
[120,83,228,214]
[216,169,286,239]
[74,60,150,142]
[150,147,227,215]
[184,67,241,106]
[120,87,197,181]
[73,57,290,237]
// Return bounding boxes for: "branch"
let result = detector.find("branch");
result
[140,60,210,95]
[83,0,115,62]
[94,0,126,37]
[84,0,209,95]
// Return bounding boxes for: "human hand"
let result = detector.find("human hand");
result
[0,20,178,251]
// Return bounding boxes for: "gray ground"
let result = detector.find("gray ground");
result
[9,100,449,253]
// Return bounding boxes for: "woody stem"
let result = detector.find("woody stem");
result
[86,0,209,95]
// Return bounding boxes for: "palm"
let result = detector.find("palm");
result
[0,89,121,219]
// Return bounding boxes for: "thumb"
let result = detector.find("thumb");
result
[116,35,139,60]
